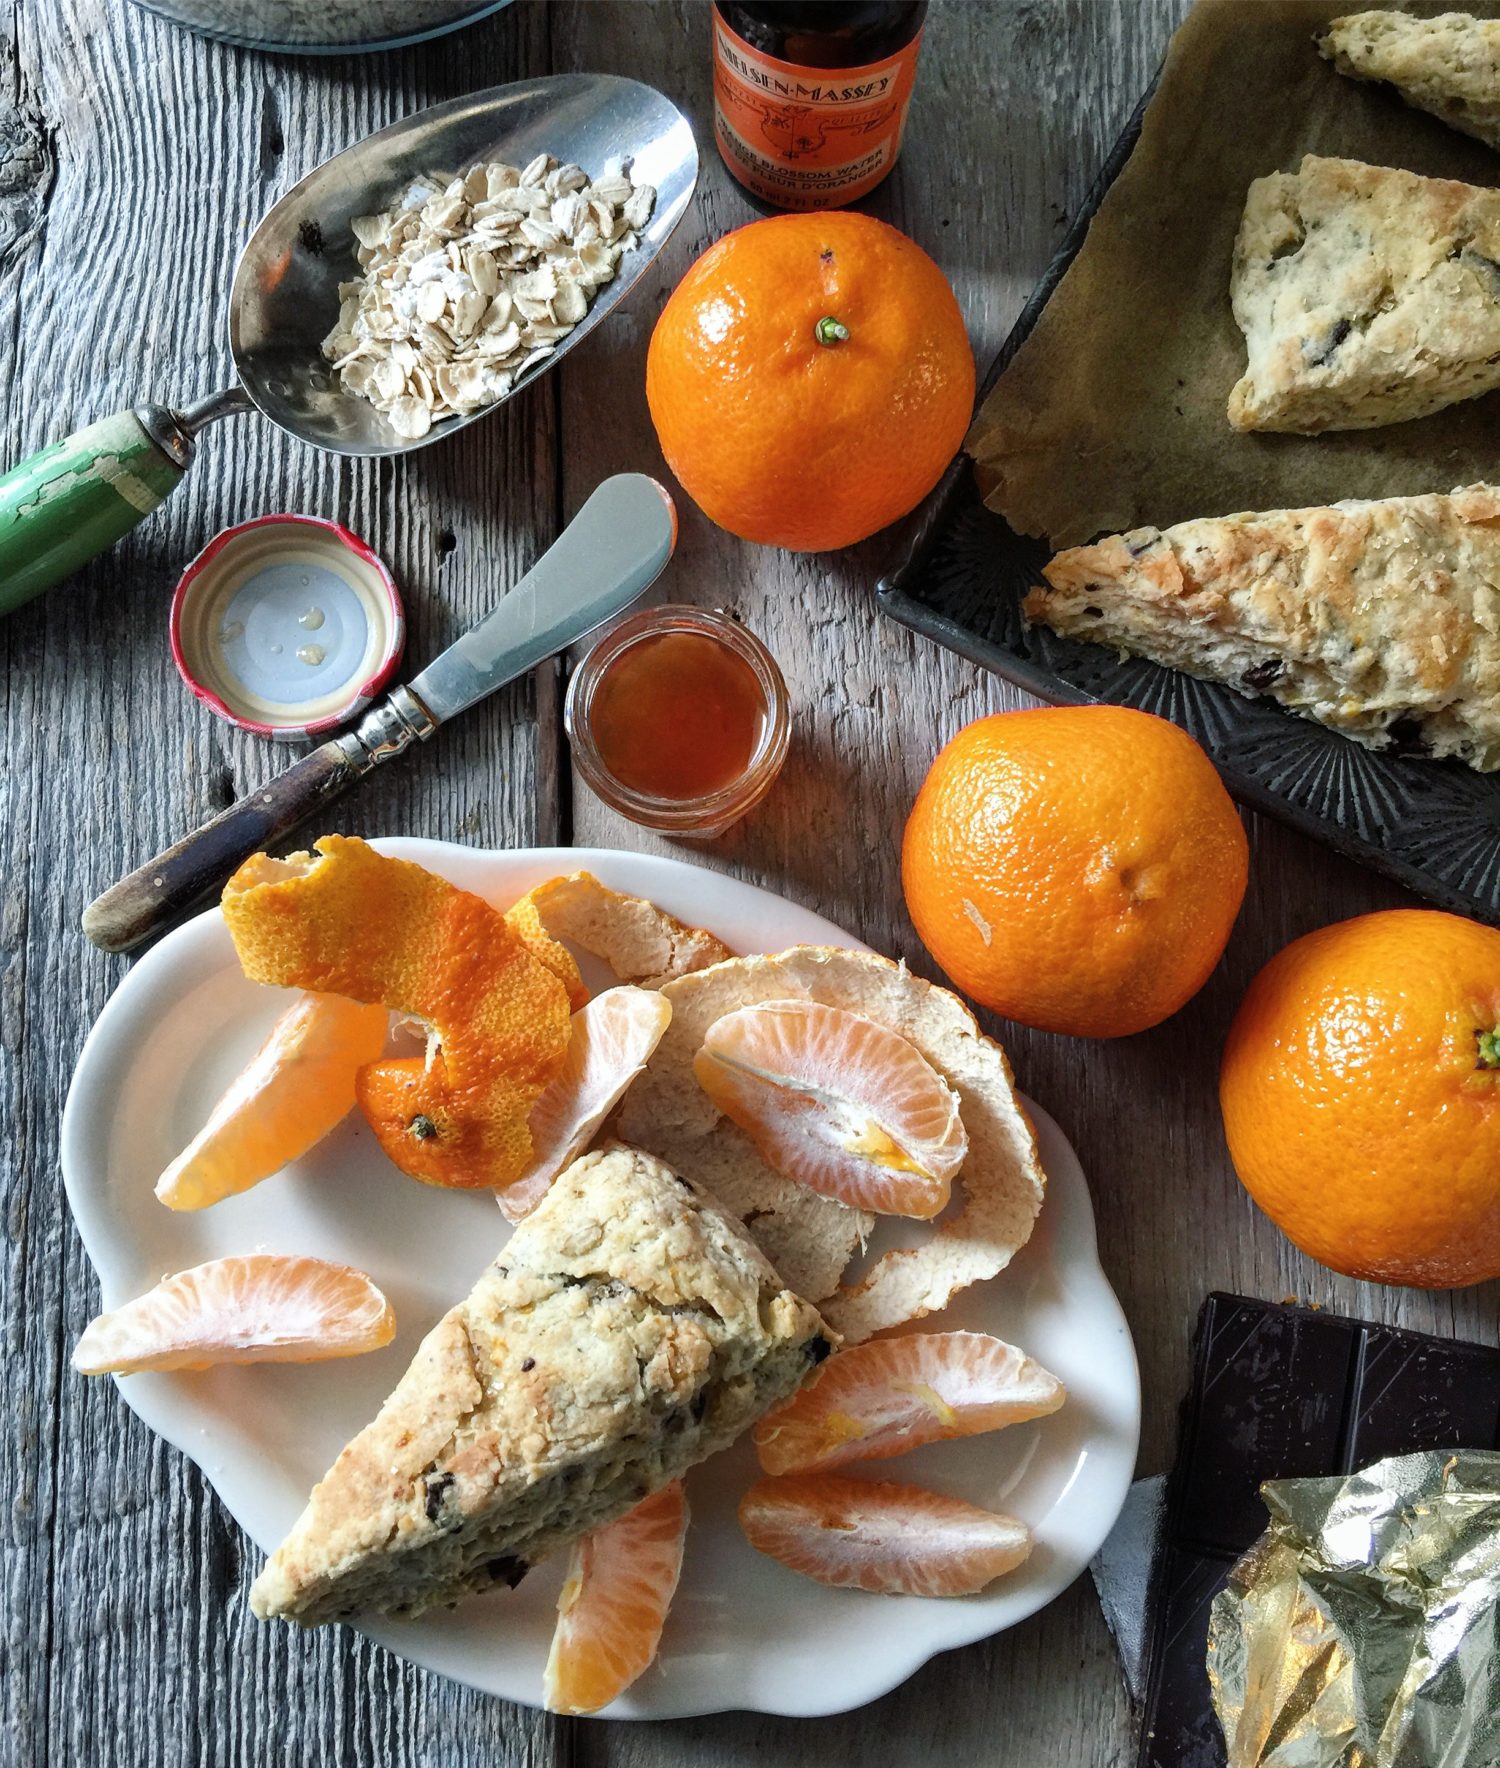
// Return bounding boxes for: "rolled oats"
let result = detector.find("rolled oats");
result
[324,153,656,436]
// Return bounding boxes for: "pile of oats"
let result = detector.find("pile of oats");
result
[323,154,656,441]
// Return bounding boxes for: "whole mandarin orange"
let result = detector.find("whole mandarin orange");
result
[645,212,974,551]
[1220,909,1500,1288]
[901,706,1248,1038]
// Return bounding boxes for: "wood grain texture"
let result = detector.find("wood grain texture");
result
[5,1,1497,1765]
[3,3,564,1765]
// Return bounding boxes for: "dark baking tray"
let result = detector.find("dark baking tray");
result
[877,81,1500,928]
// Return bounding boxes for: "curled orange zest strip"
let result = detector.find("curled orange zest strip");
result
[504,891,588,1009]
[222,836,573,1190]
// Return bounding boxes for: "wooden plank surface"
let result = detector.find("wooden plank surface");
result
[4,1,1497,1765]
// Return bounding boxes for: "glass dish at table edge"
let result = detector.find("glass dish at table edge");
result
[876,71,1500,932]
[129,0,513,54]
[61,839,1139,1719]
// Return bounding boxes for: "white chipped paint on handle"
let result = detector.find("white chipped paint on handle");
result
[0,409,185,614]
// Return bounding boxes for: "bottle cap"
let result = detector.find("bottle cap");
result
[170,514,404,740]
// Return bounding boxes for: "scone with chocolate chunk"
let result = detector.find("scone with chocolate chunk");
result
[1228,155,1500,432]
[1320,11,1500,152]
[250,1144,829,1626]
[1026,483,1500,771]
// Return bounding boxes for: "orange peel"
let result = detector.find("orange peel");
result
[504,892,588,1009]
[222,836,573,1190]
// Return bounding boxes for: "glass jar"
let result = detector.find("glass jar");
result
[565,606,791,838]
[129,0,512,54]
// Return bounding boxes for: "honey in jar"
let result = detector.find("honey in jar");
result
[592,631,766,799]
[565,606,791,837]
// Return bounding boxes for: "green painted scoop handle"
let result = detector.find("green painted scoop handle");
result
[0,408,193,616]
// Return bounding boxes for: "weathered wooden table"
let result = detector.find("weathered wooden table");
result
[5,0,1497,1761]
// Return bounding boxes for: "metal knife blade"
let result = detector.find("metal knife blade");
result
[409,472,677,725]
[81,473,678,953]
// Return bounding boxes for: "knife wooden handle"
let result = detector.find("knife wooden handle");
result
[82,741,362,953]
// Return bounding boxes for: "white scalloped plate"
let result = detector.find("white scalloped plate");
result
[61,840,1139,1719]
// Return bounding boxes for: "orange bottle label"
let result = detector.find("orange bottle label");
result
[712,12,923,210]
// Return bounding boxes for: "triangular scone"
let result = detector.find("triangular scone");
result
[1028,483,1500,771]
[1320,11,1500,153]
[1229,155,1500,432]
[250,1145,828,1626]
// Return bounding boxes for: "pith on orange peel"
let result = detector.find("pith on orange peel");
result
[222,837,574,1190]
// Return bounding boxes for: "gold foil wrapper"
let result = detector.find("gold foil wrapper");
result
[1207,1449,1500,1767]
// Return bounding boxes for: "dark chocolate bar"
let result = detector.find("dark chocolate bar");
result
[1136,1293,1500,1768]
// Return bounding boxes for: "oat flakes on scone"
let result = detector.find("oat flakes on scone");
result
[1320,10,1500,153]
[250,1144,828,1626]
[1228,155,1500,432]
[1027,482,1500,771]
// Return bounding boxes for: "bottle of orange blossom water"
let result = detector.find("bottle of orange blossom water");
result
[711,2,928,211]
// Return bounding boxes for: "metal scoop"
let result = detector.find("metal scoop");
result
[0,73,697,616]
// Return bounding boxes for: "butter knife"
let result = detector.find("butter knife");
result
[83,473,677,954]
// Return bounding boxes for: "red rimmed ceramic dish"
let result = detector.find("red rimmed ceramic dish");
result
[171,514,404,740]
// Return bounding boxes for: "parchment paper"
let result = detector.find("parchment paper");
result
[967,0,1500,548]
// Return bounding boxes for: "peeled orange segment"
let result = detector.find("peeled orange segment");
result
[543,1481,689,1715]
[71,1255,395,1375]
[738,1474,1032,1597]
[155,992,390,1212]
[498,987,673,1222]
[692,1000,968,1219]
[618,947,1044,1313]
[519,872,733,987]
[221,837,573,1191]
[753,1331,1066,1476]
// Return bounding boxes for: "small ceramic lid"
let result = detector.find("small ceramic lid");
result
[171,514,404,740]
